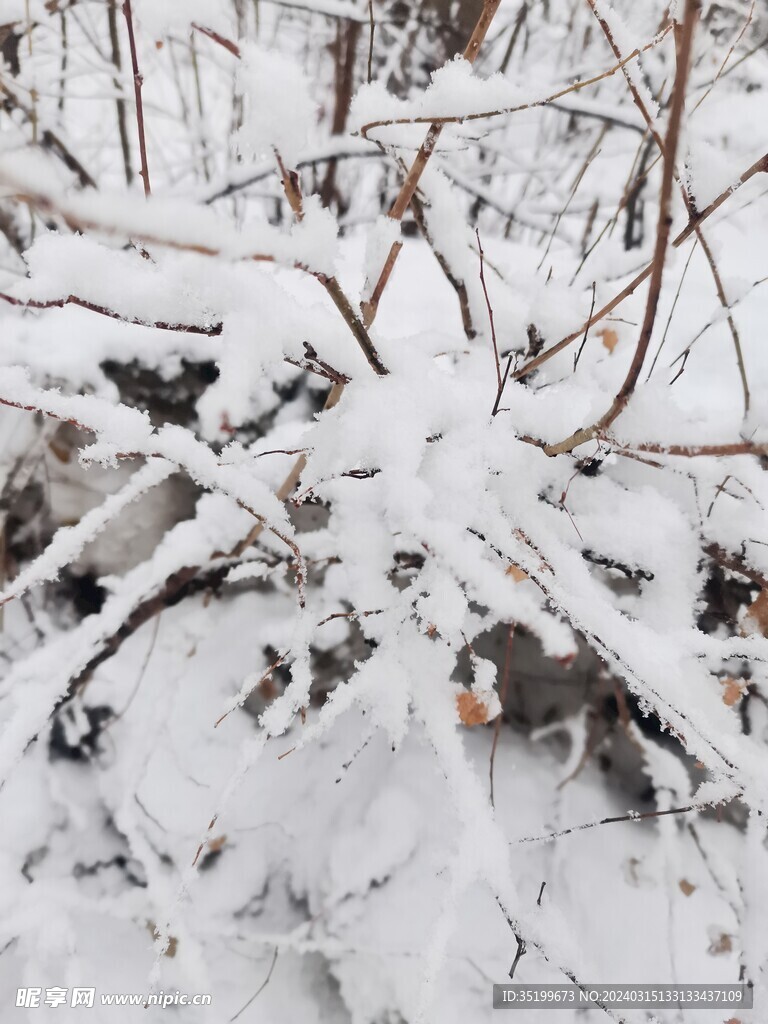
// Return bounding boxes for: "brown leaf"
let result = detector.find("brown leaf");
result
[678,878,696,897]
[708,932,732,956]
[147,922,178,958]
[456,690,491,727]
[598,327,619,353]
[207,834,227,854]
[743,589,768,637]
[506,565,528,583]
[48,438,72,463]
[720,677,745,707]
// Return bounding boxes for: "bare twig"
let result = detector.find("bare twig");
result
[0,291,222,335]
[543,0,699,456]
[704,543,768,591]
[366,0,375,83]
[609,439,768,458]
[107,0,133,186]
[489,624,514,808]
[515,802,708,845]
[476,229,501,393]
[573,282,597,370]
[192,23,241,57]
[122,0,150,196]
[360,0,504,325]
[410,192,475,340]
[584,0,751,412]
[513,158,767,383]
[230,948,279,1021]
[359,32,670,138]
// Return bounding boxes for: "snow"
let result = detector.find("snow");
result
[236,43,319,168]
[0,0,766,1021]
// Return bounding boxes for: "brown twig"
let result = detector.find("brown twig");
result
[317,272,388,376]
[360,0,503,326]
[0,81,97,189]
[230,948,279,1021]
[191,23,241,58]
[492,355,513,418]
[476,228,501,393]
[215,652,289,727]
[543,0,699,457]
[573,281,597,370]
[0,291,222,335]
[512,157,767,383]
[704,543,768,591]
[611,439,768,458]
[410,191,475,340]
[584,0,750,413]
[366,0,375,84]
[359,34,670,138]
[691,0,755,114]
[675,152,768,247]
[515,802,708,845]
[107,0,133,186]
[489,624,514,808]
[122,0,150,196]
[320,20,361,207]
[694,228,750,412]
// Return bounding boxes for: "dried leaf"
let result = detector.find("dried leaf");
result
[48,438,72,463]
[598,327,619,353]
[506,565,528,583]
[720,677,745,707]
[456,690,491,727]
[147,922,178,958]
[678,878,695,897]
[708,932,732,956]
[743,589,768,637]
[208,834,227,854]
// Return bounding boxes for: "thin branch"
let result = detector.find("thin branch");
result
[573,281,597,370]
[476,229,501,393]
[107,0,133,186]
[514,802,708,845]
[366,0,375,84]
[0,291,222,335]
[704,543,768,591]
[513,159,767,383]
[646,239,697,378]
[230,948,279,1022]
[0,81,97,189]
[691,0,755,113]
[122,0,150,196]
[492,354,513,418]
[585,0,751,412]
[489,624,514,808]
[673,151,768,248]
[608,439,768,458]
[192,23,241,58]
[359,32,670,138]
[543,0,699,456]
[360,0,503,325]
[410,191,475,340]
